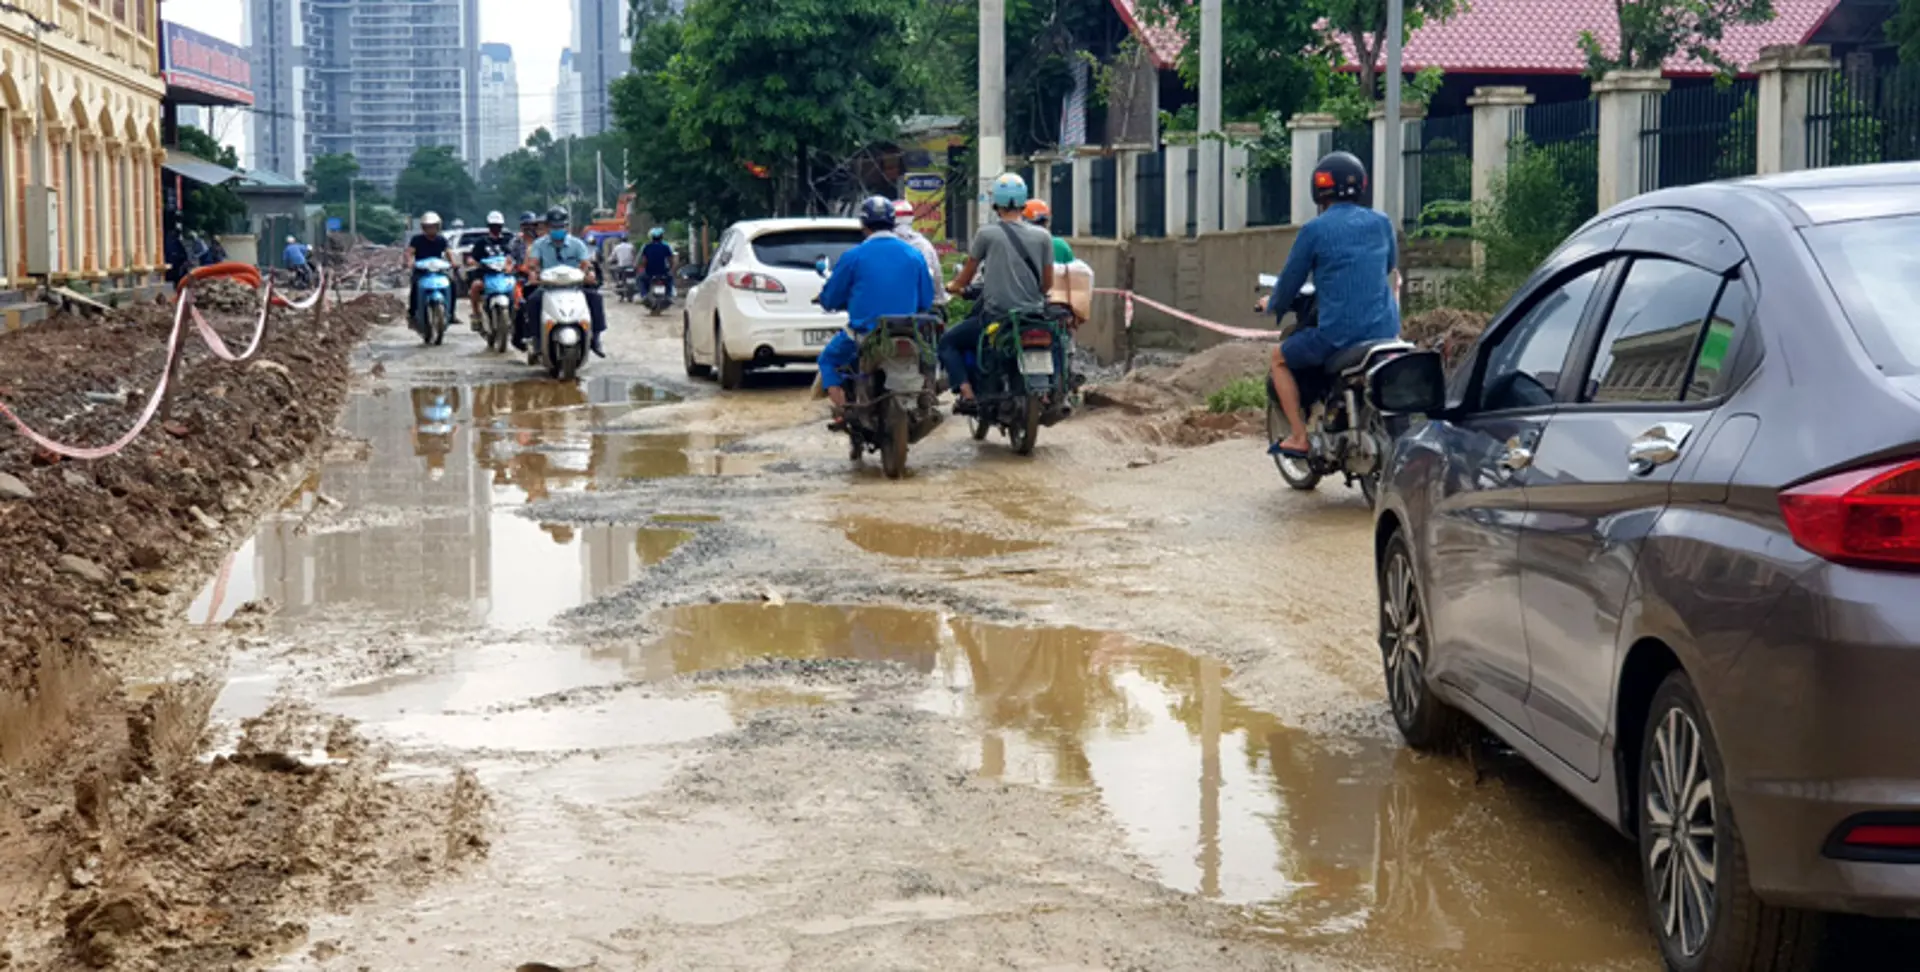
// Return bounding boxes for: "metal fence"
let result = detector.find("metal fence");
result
[1406,113,1472,228]
[1089,156,1118,238]
[1640,79,1757,193]
[1330,126,1374,208]
[1137,149,1168,238]
[1185,149,1199,236]
[1521,98,1601,223]
[1808,64,1920,168]
[1248,165,1290,227]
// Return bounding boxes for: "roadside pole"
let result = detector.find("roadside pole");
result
[1197,0,1222,234]
[978,0,1005,229]
[1383,0,1405,227]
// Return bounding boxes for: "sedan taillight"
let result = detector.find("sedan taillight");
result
[726,271,786,294]
[1779,458,1920,569]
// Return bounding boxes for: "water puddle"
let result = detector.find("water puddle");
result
[839,517,1045,560]
[188,375,739,629]
[630,603,1655,968]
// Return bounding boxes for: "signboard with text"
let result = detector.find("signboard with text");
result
[161,22,253,106]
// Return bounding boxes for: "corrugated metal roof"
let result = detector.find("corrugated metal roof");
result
[161,150,240,187]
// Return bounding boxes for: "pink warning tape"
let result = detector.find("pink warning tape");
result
[1093,287,1283,341]
[0,268,327,460]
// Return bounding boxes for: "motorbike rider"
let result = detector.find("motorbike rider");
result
[891,200,946,309]
[465,211,519,325]
[816,196,936,428]
[404,212,459,327]
[283,235,314,287]
[520,205,607,358]
[941,172,1054,414]
[1022,200,1076,265]
[1255,151,1400,460]
[639,227,676,300]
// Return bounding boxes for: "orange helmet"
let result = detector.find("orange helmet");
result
[1022,199,1052,225]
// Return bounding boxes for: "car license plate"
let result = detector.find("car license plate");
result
[804,329,837,346]
[1020,350,1053,375]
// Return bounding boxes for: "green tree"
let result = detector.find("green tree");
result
[1319,0,1464,104]
[1580,0,1777,77]
[305,152,375,206]
[666,0,925,211]
[1135,0,1326,124]
[174,126,247,237]
[1895,0,1920,64]
[393,145,479,223]
[612,0,759,226]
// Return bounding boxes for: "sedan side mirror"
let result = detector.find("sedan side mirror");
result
[1368,350,1447,416]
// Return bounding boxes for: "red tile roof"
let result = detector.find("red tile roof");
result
[1108,0,1187,69]
[1338,0,1840,77]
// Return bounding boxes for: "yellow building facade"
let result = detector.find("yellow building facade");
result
[0,0,166,289]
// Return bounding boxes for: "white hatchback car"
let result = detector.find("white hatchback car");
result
[681,217,867,389]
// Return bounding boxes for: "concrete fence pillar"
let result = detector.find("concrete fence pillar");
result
[1371,103,1426,223]
[1754,44,1837,175]
[1032,157,1056,205]
[1165,140,1193,238]
[1288,112,1338,227]
[1468,86,1533,269]
[1116,148,1145,238]
[1071,152,1093,239]
[1223,122,1258,232]
[1595,69,1669,211]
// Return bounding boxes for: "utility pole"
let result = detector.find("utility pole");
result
[977,0,1005,228]
[1383,0,1406,227]
[349,179,357,238]
[1197,0,1222,234]
[564,137,573,212]
[596,150,605,212]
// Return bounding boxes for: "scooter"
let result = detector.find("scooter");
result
[834,315,946,479]
[412,257,454,346]
[477,255,518,353]
[956,285,1077,456]
[529,265,591,380]
[640,273,672,316]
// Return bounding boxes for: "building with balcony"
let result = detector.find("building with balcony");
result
[0,0,167,293]
[248,0,481,189]
[568,0,629,136]
[478,43,518,164]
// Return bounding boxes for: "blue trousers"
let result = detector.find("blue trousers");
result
[818,329,859,390]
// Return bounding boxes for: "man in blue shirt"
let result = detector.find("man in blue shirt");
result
[640,227,676,299]
[1257,151,1400,459]
[817,196,936,426]
[521,205,607,357]
[283,236,312,286]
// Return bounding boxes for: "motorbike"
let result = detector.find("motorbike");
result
[412,257,454,346]
[835,315,946,479]
[957,285,1077,456]
[476,255,518,353]
[1257,273,1414,507]
[640,273,672,316]
[528,265,592,380]
[613,266,638,303]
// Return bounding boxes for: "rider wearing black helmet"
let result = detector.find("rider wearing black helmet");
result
[521,204,608,357]
[815,196,935,426]
[1256,151,1400,460]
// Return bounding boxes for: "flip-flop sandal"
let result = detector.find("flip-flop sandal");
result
[1268,442,1310,460]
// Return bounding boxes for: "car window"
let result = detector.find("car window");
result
[1478,266,1604,412]
[751,229,866,270]
[1584,259,1725,405]
[714,231,739,267]
[1805,215,1920,375]
[1688,275,1751,400]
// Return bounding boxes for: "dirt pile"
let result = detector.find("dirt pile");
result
[1403,308,1490,367]
[1083,343,1271,446]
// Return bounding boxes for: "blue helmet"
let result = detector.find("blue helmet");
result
[858,195,896,230]
[649,226,665,240]
[991,172,1029,211]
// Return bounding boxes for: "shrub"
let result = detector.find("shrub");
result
[1206,376,1267,414]
[1413,137,1587,314]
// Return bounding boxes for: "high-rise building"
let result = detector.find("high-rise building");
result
[478,44,521,164]
[553,49,584,139]
[249,0,482,187]
[569,0,632,136]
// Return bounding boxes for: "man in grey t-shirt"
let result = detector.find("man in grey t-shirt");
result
[940,173,1055,411]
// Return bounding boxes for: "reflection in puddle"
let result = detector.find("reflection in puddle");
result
[188,376,730,628]
[840,517,1044,560]
[626,603,1653,968]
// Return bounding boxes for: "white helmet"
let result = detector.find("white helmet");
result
[286,235,296,244]
[486,210,505,226]
[421,211,442,227]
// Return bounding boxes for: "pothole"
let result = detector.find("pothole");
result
[839,517,1045,560]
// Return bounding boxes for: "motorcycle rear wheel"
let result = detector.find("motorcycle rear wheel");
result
[1266,393,1321,491]
[1009,395,1043,456]
[880,399,910,479]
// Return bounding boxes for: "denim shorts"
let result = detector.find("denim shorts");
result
[1280,328,1338,369]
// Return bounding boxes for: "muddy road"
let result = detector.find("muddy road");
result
[175,302,1660,971]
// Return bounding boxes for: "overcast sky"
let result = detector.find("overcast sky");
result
[159,0,569,149]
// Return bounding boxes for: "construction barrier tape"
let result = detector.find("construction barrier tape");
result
[272,268,328,312]
[1093,287,1284,341]
[0,266,321,460]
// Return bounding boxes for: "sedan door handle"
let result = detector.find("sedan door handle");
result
[1628,422,1694,476]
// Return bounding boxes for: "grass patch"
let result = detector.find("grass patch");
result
[1206,376,1267,414]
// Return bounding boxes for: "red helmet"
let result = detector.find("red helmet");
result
[893,199,915,221]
